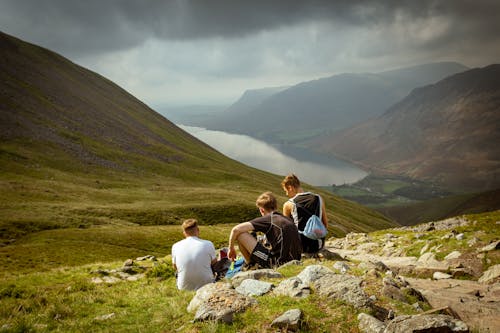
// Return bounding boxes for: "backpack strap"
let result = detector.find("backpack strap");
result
[293,194,322,218]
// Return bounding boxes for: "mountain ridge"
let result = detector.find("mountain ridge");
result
[314,64,500,192]
[194,61,468,143]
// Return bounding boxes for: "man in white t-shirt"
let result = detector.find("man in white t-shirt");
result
[172,219,217,290]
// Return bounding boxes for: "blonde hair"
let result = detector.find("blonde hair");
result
[281,173,301,189]
[255,192,277,212]
[182,218,198,235]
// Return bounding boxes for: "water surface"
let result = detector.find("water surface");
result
[179,125,367,186]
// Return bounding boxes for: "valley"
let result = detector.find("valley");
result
[0,31,395,277]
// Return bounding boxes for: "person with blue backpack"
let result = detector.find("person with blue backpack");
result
[281,174,329,256]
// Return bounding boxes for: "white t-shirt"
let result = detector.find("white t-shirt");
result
[171,236,216,290]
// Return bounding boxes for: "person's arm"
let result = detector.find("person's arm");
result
[172,246,177,271]
[320,196,328,228]
[210,243,217,266]
[283,201,293,218]
[228,222,254,260]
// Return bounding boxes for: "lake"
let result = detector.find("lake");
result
[179,125,368,186]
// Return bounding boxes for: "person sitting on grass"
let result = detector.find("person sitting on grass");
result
[228,192,302,268]
[172,219,217,290]
[281,173,329,257]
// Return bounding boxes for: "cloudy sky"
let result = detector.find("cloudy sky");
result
[1,0,499,108]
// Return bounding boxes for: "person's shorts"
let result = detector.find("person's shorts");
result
[250,242,274,268]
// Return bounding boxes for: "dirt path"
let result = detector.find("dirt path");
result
[329,248,500,332]
[405,277,500,333]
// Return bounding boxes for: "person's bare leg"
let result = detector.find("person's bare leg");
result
[236,232,257,263]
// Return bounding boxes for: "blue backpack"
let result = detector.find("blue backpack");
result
[300,214,327,240]
[293,195,328,240]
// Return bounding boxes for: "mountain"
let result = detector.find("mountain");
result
[0,31,396,249]
[315,64,500,192]
[377,188,500,226]
[197,62,468,143]
[158,104,227,126]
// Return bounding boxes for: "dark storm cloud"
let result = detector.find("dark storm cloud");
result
[1,0,499,57]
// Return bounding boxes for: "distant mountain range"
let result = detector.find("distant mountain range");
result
[315,64,500,192]
[192,62,469,143]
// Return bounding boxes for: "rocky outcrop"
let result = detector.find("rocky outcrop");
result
[187,282,257,323]
[384,314,469,332]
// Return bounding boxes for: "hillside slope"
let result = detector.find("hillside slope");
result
[0,32,396,270]
[377,188,500,226]
[198,62,468,143]
[316,64,500,191]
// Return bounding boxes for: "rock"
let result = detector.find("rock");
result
[187,282,232,313]
[296,265,333,285]
[94,313,115,321]
[412,302,423,312]
[271,309,302,331]
[230,269,282,287]
[91,276,121,284]
[374,261,390,273]
[455,233,465,241]
[382,284,408,303]
[479,240,500,252]
[235,279,273,297]
[366,268,380,278]
[278,260,302,268]
[417,253,449,270]
[384,314,469,333]
[136,255,156,261]
[383,276,408,288]
[313,273,372,308]
[123,259,134,267]
[357,313,385,333]
[333,261,350,273]
[444,251,461,260]
[318,248,345,260]
[358,242,380,253]
[273,277,310,298]
[467,237,478,247]
[433,272,453,280]
[405,277,499,332]
[188,282,257,323]
[478,264,500,284]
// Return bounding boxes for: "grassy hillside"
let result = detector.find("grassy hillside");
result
[0,31,396,277]
[377,188,500,226]
[1,210,497,332]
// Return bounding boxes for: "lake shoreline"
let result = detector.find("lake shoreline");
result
[178,124,368,186]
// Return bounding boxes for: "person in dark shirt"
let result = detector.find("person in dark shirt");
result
[282,174,329,255]
[228,192,302,267]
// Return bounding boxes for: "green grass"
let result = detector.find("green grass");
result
[1,211,497,332]
[0,154,396,277]
[0,262,364,333]
[371,210,500,268]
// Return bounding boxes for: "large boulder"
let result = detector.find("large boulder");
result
[187,282,257,323]
[230,269,282,287]
[313,273,372,308]
[357,313,385,333]
[384,314,469,333]
[273,277,310,298]
[296,265,333,285]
